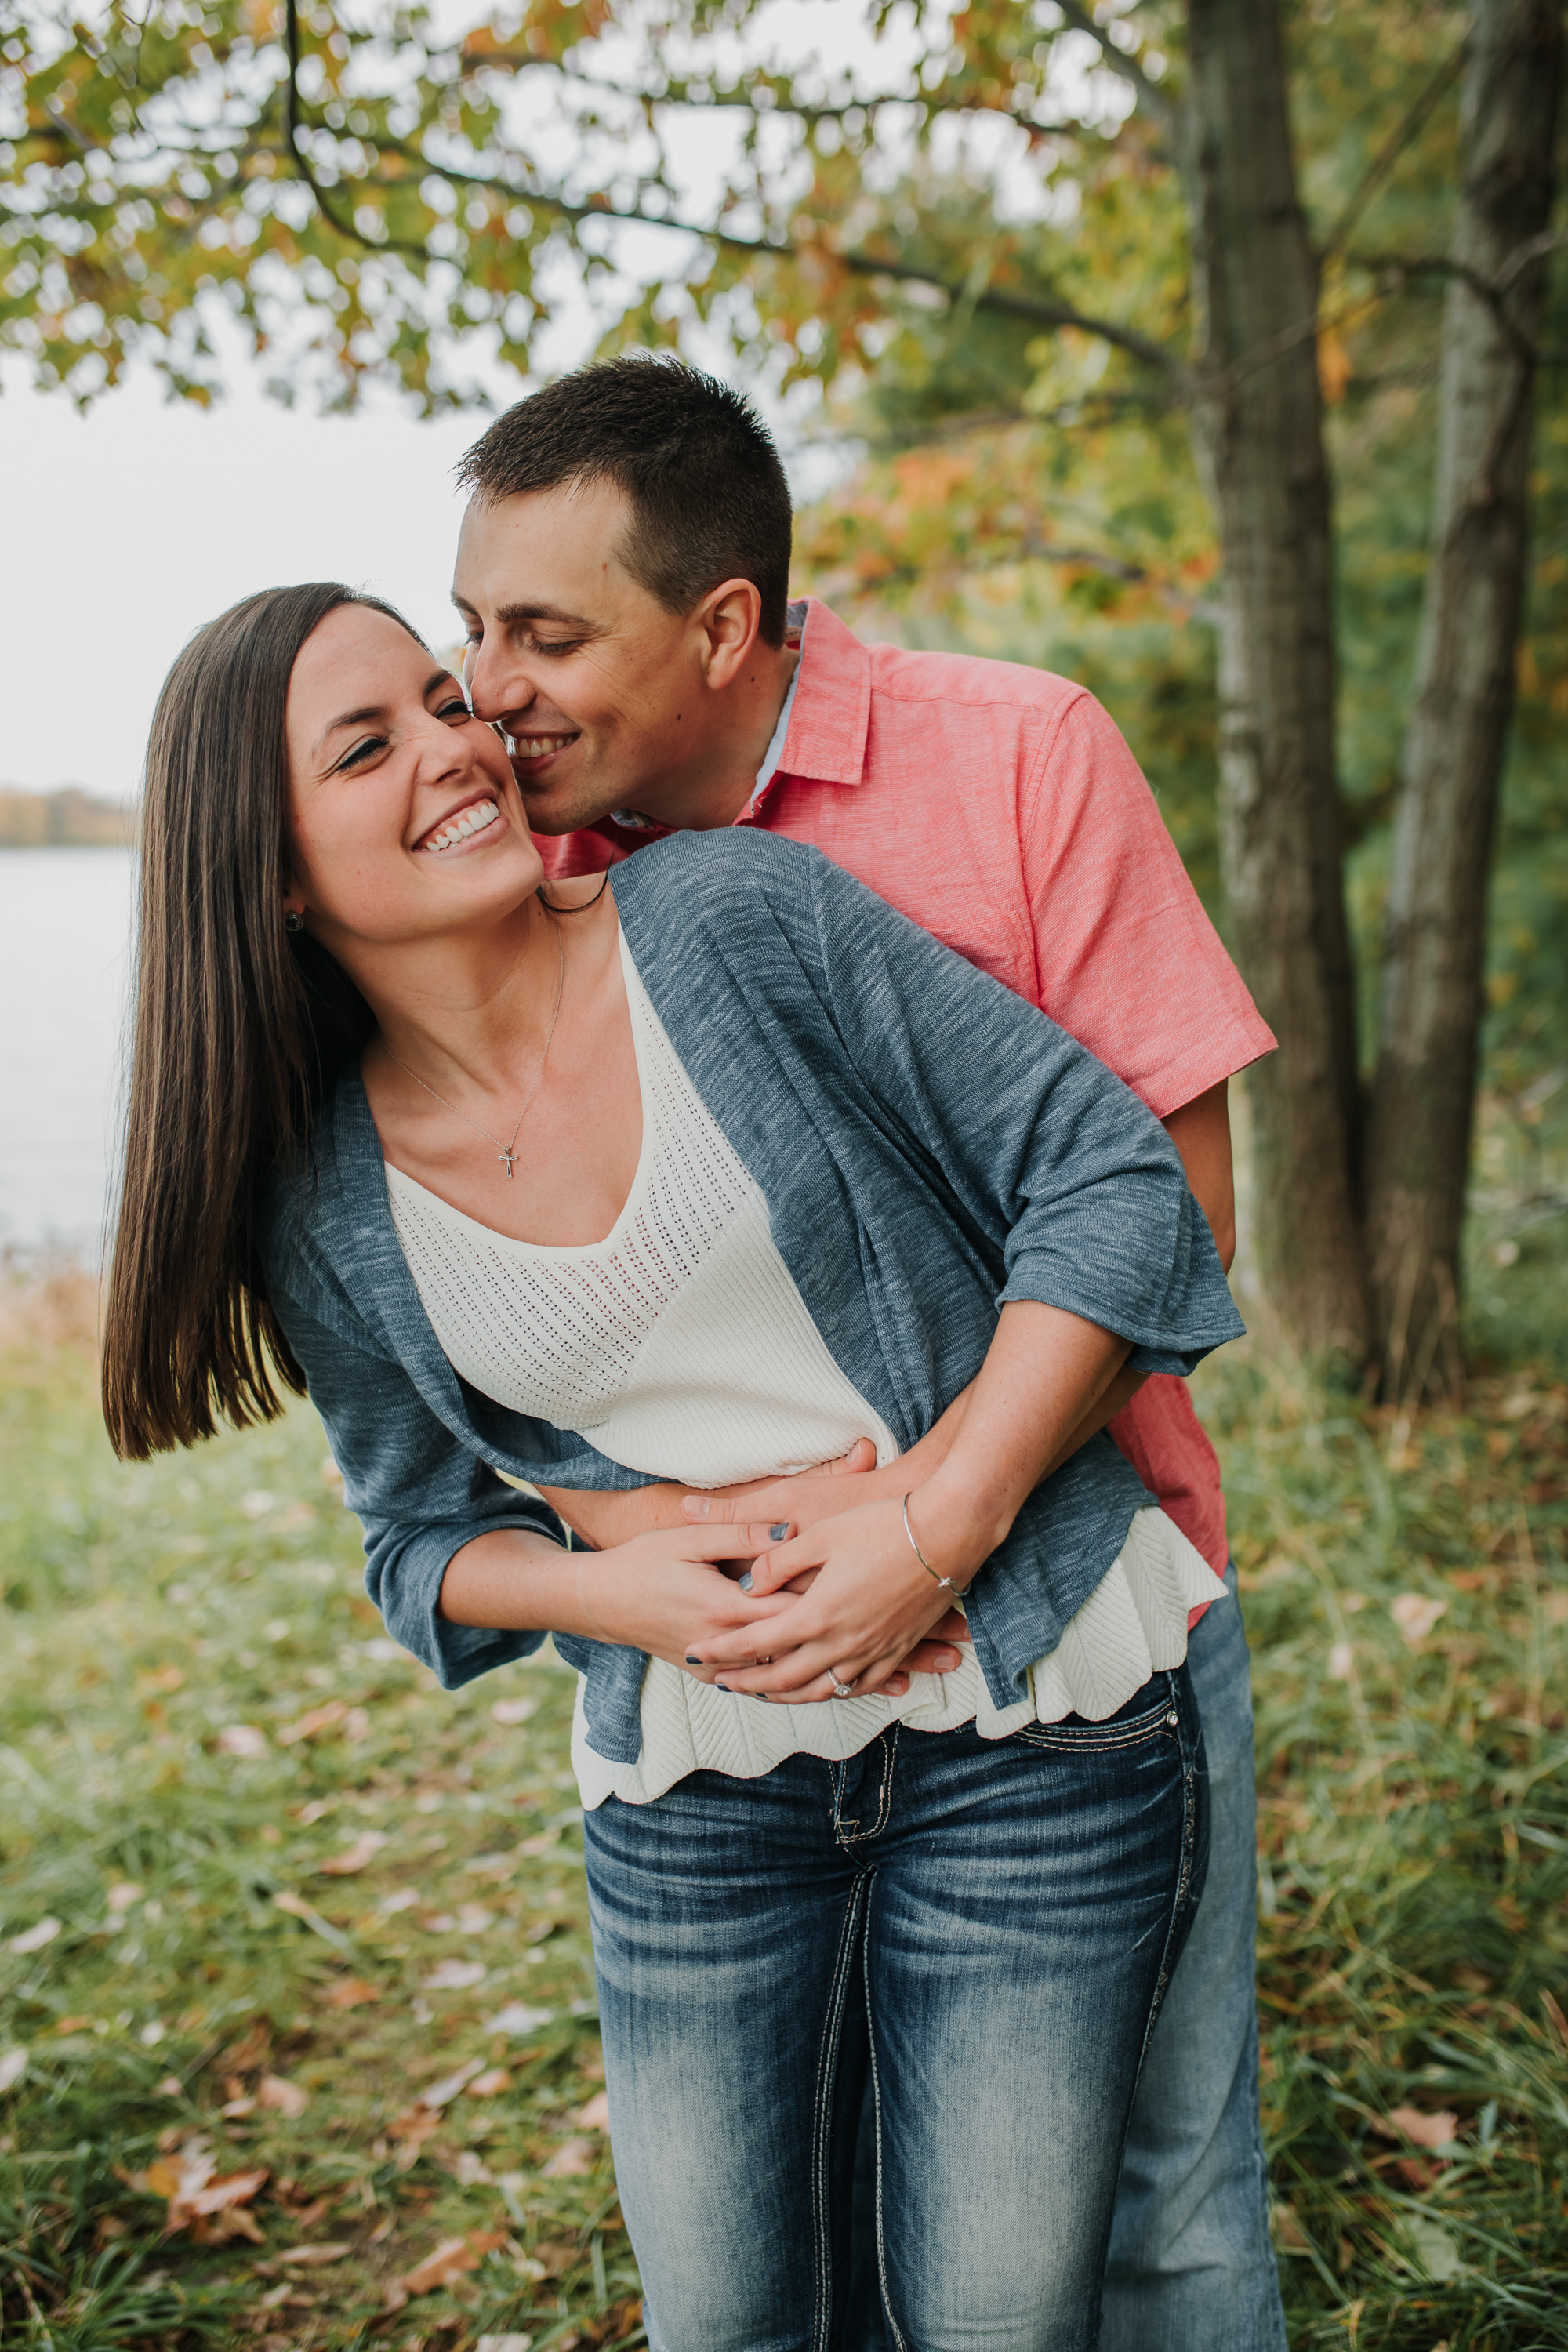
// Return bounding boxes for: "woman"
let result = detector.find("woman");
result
[104,583,1242,2351]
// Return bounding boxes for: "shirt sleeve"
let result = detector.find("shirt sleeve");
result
[1020,691,1276,1118]
[802,850,1245,1374]
[268,1289,570,1690]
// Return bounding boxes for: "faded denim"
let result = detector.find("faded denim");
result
[585,1665,1208,2352]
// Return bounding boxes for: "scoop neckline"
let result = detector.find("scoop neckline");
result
[381,927,657,1261]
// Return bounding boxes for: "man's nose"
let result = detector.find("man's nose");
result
[466,636,535,725]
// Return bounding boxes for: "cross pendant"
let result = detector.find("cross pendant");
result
[499,1146,516,1178]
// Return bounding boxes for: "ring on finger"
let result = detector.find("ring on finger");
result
[829,1668,857,1699]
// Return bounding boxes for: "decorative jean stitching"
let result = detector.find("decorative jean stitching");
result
[833,1725,901,1849]
[1134,1671,1203,2078]
[809,1869,871,2352]
[1012,1715,1174,1755]
[864,1919,910,2352]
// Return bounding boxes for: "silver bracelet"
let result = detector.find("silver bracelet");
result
[901,1493,972,1599]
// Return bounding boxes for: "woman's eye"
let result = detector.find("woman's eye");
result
[336,735,387,772]
[436,697,470,721]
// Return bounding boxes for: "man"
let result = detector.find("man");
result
[451,354,1285,2350]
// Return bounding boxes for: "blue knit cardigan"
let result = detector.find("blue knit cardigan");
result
[263,830,1243,1766]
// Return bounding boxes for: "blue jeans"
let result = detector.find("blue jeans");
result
[584,1666,1208,2352]
[1098,1562,1287,2350]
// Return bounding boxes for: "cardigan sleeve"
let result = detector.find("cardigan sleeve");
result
[268,1288,570,1689]
[801,849,1243,1371]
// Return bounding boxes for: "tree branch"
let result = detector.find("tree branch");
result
[1317,40,1468,266]
[349,140,1182,372]
[283,0,426,260]
[1047,1,1179,141]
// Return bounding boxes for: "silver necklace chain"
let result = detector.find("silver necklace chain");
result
[385,913,566,1178]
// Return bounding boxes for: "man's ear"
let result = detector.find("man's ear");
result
[695,577,764,691]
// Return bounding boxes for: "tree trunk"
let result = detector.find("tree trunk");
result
[1365,0,1563,1403]
[1181,0,1371,1361]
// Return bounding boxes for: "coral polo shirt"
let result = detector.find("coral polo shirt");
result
[536,597,1276,1579]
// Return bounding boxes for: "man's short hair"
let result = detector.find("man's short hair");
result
[457,355,793,648]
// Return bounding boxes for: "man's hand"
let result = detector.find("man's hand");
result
[534,1435,884,1553]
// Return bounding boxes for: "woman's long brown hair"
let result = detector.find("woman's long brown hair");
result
[102,583,419,1459]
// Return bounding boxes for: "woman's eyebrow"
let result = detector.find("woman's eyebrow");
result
[313,673,455,756]
[313,702,384,755]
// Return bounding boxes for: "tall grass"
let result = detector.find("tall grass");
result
[2,1271,1564,2348]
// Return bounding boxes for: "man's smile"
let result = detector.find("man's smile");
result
[508,731,580,773]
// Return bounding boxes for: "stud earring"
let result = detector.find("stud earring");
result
[285,909,305,934]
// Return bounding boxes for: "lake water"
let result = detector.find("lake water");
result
[0,848,137,1259]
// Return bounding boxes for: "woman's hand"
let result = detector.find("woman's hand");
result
[682,1496,969,1702]
[570,1523,804,1674]
[439,1519,802,1677]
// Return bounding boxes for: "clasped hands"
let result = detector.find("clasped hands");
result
[563,1439,973,1706]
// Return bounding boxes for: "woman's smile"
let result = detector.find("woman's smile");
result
[415,793,506,855]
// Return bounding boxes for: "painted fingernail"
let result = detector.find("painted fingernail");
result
[738,1570,754,1592]
[769,1523,790,1541]
[716,1682,732,1692]
[685,1653,702,1664]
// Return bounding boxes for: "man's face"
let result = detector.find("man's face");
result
[453,478,738,836]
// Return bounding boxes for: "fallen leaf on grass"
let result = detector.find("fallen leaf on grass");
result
[216,1725,270,1758]
[542,2137,596,2179]
[477,2336,534,2351]
[220,2021,272,2072]
[155,2075,185,2098]
[489,1697,537,1726]
[273,1890,352,1950]
[423,1958,487,1991]
[318,1831,390,1877]
[1374,2105,1460,2152]
[401,2230,508,2296]
[130,2139,270,2240]
[0,2049,28,2093]
[277,1701,348,1745]
[274,2242,351,2266]
[321,1976,382,2009]
[1391,1593,1447,1649]
[8,1916,61,1954]
[466,2068,513,2097]
[573,2090,611,2130]
[256,2074,310,2118]
[456,1904,495,1933]
[419,2058,487,2109]
[485,2003,554,2038]
[105,1882,143,1915]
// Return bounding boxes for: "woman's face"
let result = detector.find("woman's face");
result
[284,602,543,950]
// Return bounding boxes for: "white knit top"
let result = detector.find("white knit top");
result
[387,931,1224,1807]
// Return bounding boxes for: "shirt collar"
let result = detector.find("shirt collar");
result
[774,598,871,788]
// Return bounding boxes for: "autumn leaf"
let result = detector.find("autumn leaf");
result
[256,2073,310,2118]
[1373,2105,1461,2151]
[275,2241,352,2265]
[276,1701,348,1745]
[401,2230,508,2296]
[466,2067,513,2097]
[317,1831,390,1876]
[321,1976,382,2009]
[543,2136,596,2178]
[573,2089,610,2129]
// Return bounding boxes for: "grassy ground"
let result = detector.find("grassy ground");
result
[2,1272,1565,2350]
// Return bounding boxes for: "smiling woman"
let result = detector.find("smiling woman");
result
[100,575,1244,2352]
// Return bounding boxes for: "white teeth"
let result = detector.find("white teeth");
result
[516,736,572,758]
[425,800,499,853]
